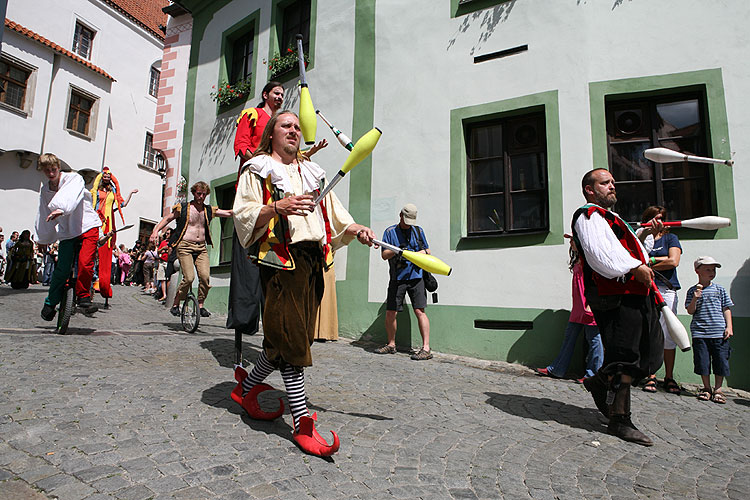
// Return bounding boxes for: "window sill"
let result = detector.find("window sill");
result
[0,101,28,117]
[67,129,92,141]
[137,163,163,176]
[456,229,554,251]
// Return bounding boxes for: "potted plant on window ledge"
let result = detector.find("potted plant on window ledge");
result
[268,47,309,81]
[210,78,253,108]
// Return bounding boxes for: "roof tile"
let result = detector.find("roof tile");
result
[104,0,170,40]
[4,18,115,81]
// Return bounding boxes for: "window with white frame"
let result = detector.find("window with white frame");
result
[72,22,95,59]
[149,65,160,98]
[143,132,156,168]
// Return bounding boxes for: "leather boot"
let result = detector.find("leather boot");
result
[607,382,653,446]
[583,371,610,418]
[293,412,340,457]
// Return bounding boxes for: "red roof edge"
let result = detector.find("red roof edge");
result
[4,18,115,82]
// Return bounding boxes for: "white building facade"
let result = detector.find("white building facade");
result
[172,0,749,388]
[1,0,168,247]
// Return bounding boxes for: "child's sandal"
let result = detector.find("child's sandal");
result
[711,390,726,404]
[697,388,712,401]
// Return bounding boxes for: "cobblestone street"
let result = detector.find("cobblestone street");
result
[1,284,748,499]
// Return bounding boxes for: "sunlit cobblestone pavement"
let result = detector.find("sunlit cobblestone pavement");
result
[1,285,748,499]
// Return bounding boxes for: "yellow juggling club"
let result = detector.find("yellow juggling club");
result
[313,127,382,204]
[373,239,452,276]
[296,34,316,145]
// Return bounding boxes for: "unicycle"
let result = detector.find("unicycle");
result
[181,290,200,333]
[56,281,75,334]
[56,239,82,335]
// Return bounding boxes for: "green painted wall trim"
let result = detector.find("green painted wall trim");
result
[266,0,317,83]
[449,90,564,251]
[335,0,378,338]
[588,68,737,239]
[180,0,234,180]
[450,0,514,18]
[215,9,261,115]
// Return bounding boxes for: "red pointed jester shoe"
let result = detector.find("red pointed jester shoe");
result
[230,367,284,420]
[230,366,249,405]
[293,412,340,457]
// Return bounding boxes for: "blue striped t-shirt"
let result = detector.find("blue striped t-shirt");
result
[684,283,733,338]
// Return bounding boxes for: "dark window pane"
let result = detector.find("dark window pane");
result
[656,99,700,138]
[612,182,654,224]
[0,60,30,110]
[658,137,704,159]
[510,192,545,230]
[79,96,93,111]
[230,32,253,84]
[76,113,88,134]
[470,194,504,233]
[510,153,544,191]
[470,159,504,194]
[610,143,654,181]
[281,0,311,52]
[67,110,77,130]
[662,179,710,221]
[5,83,25,108]
[470,124,502,158]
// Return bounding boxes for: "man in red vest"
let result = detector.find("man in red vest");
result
[572,168,664,446]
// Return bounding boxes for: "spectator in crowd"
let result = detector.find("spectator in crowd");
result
[536,236,603,383]
[640,206,683,395]
[686,257,734,404]
[5,231,18,276]
[118,244,132,284]
[42,242,58,286]
[4,230,35,289]
[142,241,158,294]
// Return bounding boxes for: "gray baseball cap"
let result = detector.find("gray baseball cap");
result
[401,203,417,226]
[694,256,721,269]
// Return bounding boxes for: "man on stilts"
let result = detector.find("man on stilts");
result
[231,111,375,457]
[90,167,137,306]
[572,168,664,446]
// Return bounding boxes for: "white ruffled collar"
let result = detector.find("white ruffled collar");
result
[242,155,325,195]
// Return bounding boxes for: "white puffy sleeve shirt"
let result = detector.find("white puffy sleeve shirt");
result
[35,172,102,244]
[574,210,654,279]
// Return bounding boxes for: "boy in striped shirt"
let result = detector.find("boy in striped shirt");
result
[685,256,734,404]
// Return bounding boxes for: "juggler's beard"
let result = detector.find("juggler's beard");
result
[282,144,298,156]
[594,192,617,209]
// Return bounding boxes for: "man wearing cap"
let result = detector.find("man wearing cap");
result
[571,168,664,446]
[377,204,432,360]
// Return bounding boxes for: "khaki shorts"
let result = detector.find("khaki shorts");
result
[156,260,167,281]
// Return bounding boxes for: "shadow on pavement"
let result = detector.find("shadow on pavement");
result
[0,287,46,297]
[200,338,263,368]
[484,391,605,432]
[733,397,750,407]
[308,402,393,422]
[200,381,335,462]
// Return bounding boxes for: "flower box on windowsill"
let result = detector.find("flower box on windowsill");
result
[268,48,309,82]
[210,78,252,108]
